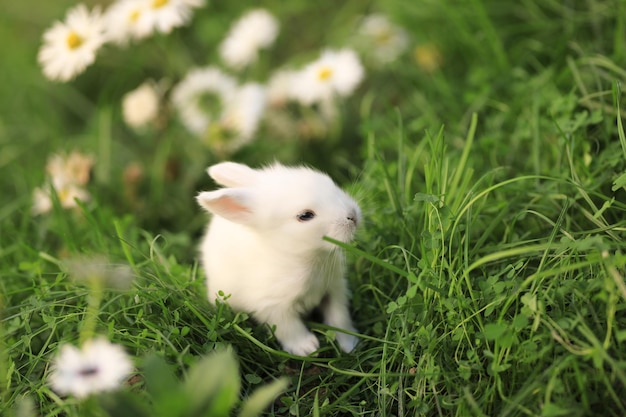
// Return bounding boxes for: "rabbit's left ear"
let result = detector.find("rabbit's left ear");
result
[208,162,258,188]
[196,189,255,225]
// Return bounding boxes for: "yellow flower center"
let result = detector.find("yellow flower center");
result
[317,67,333,81]
[414,44,443,73]
[375,30,392,45]
[152,0,169,9]
[129,9,141,22]
[66,32,83,50]
[58,187,70,203]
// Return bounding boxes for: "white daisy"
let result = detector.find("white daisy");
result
[46,151,94,186]
[292,48,365,105]
[31,178,91,215]
[171,66,237,135]
[104,0,154,45]
[48,338,133,399]
[37,4,108,82]
[219,8,279,71]
[33,151,94,215]
[122,81,160,129]
[137,0,205,35]
[357,13,409,64]
[218,83,267,151]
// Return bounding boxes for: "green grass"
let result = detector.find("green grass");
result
[2,0,626,415]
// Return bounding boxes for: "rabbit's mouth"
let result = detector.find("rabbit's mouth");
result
[329,219,358,243]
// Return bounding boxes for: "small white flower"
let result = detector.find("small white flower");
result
[53,178,92,207]
[219,8,279,70]
[357,14,409,64]
[37,4,107,82]
[292,48,365,105]
[219,83,267,151]
[171,66,237,135]
[32,187,53,216]
[32,180,91,215]
[137,0,205,35]
[46,151,94,186]
[49,338,133,399]
[104,0,154,45]
[33,151,94,215]
[122,81,160,129]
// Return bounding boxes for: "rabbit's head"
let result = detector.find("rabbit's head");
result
[197,162,361,254]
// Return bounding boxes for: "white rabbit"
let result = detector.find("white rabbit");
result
[196,161,361,356]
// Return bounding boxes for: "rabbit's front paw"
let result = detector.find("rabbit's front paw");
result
[336,332,358,353]
[282,332,320,356]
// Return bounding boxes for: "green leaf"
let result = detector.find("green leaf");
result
[616,329,626,342]
[98,391,152,417]
[483,322,508,340]
[612,171,626,191]
[521,292,538,313]
[142,355,188,417]
[245,374,262,384]
[239,378,289,417]
[406,285,418,299]
[542,402,573,417]
[184,348,241,417]
[143,354,180,402]
[512,314,528,331]
[489,362,511,374]
[312,390,320,417]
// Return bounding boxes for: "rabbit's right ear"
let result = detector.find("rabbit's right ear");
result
[208,162,258,187]
[196,189,255,225]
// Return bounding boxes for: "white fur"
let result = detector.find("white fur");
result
[196,161,361,355]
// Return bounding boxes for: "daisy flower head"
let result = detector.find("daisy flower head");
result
[31,181,91,215]
[46,150,94,186]
[219,8,279,71]
[122,81,161,129]
[136,0,205,36]
[33,151,94,215]
[293,48,365,106]
[357,13,409,64]
[171,66,237,135]
[48,338,133,399]
[104,0,154,45]
[37,4,107,82]
[216,83,267,152]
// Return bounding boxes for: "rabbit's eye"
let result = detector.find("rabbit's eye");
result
[297,210,316,222]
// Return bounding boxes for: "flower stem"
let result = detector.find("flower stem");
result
[80,276,104,345]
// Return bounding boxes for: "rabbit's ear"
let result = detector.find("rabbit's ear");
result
[208,162,258,187]
[196,189,254,224]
